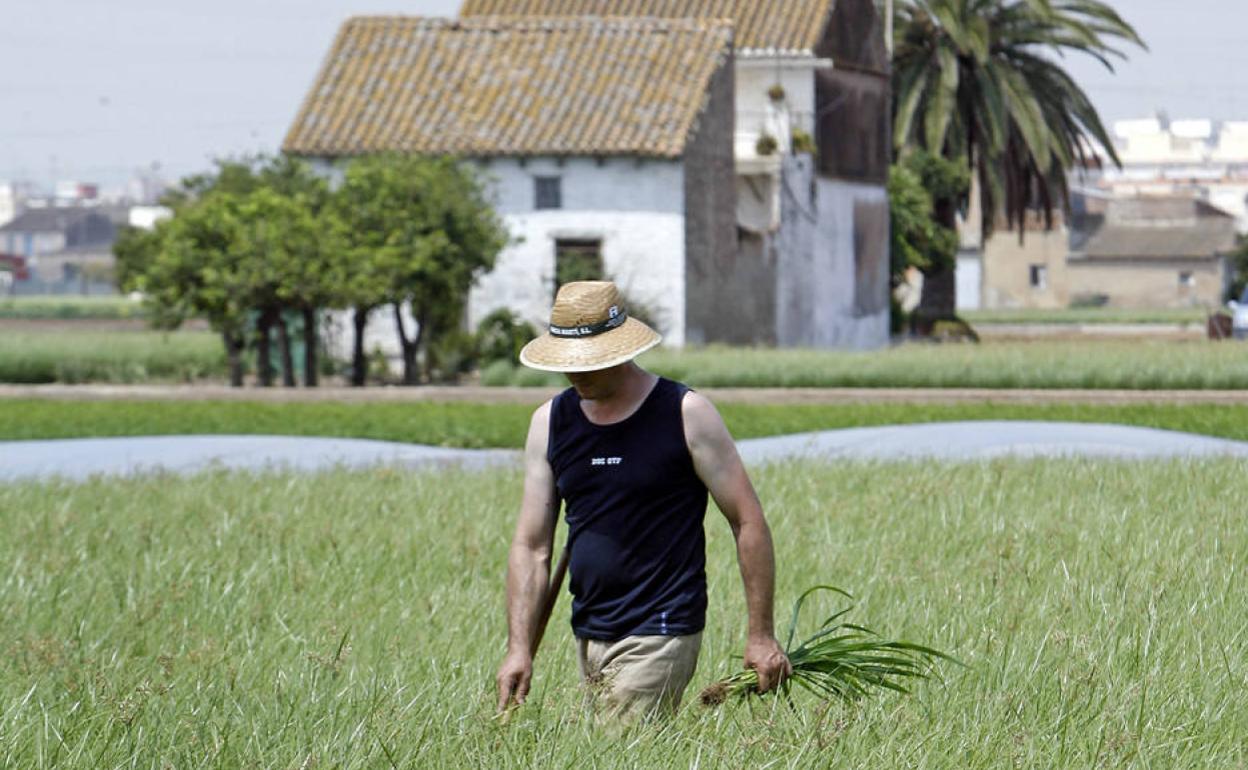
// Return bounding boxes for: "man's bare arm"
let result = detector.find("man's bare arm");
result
[682,391,791,692]
[496,400,559,712]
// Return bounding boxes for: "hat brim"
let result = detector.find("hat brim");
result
[519,317,662,373]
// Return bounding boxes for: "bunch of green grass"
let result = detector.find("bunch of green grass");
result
[700,586,956,707]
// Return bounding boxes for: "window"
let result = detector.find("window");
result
[1179,271,1195,288]
[535,176,562,210]
[1029,264,1048,290]
[554,239,603,297]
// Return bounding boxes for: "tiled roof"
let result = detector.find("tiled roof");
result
[0,206,126,234]
[1074,222,1238,261]
[459,0,833,54]
[283,16,733,159]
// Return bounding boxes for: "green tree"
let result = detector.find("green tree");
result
[329,154,507,385]
[123,192,255,386]
[892,0,1144,319]
[121,156,341,387]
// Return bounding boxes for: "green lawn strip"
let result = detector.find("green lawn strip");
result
[1,460,1244,766]
[4,399,1248,446]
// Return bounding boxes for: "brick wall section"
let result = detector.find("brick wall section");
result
[684,53,778,345]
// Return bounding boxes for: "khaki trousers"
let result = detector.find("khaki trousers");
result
[576,633,702,720]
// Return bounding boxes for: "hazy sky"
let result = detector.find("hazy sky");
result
[1,0,1240,189]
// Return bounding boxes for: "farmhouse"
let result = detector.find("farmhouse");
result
[284,16,735,347]
[460,0,893,348]
[975,196,1236,310]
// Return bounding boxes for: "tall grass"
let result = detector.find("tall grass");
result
[1,460,1246,767]
[0,331,225,383]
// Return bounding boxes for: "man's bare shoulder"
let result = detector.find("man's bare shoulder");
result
[680,389,729,445]
[524,399,555,458]
[530,398,554,427]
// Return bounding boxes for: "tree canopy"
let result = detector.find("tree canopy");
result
[115,154,507,387]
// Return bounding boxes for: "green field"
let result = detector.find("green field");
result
[961,307,1211,325]
[0,296,148,320]
[486,340,1248,390]
[6,399,1248,446]
[0,331,224,384]
[2,460,1245,767]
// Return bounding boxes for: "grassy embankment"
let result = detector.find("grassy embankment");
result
[1,460,1245,767]
[6,399,1248,446]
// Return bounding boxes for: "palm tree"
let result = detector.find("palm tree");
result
[892,0,1144,318]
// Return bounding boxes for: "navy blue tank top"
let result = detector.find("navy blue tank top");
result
[548,377,709,641]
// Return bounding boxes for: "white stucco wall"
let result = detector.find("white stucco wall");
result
[467,157,688,346]
[734,58,818,159]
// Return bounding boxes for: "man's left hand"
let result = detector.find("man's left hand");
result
[744,634,792,693]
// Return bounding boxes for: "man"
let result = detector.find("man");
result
[495,281,790,719]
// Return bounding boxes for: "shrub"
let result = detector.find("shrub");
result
[475,308,538,367]
[755,134,779,156]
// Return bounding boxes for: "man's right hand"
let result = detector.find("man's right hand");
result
[496,650,534,713]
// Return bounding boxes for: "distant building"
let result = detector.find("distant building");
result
[0,205,128,295]
[0,181,37,229]
[977,196,1235,310]
[1092,115,1248,233]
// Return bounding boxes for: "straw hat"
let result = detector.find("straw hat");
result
[519,281,661,372]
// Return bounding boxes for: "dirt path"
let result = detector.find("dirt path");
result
[4,383,1248,405]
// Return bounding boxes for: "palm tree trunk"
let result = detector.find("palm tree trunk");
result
[302,306,318,388]
[915,196,960,326]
